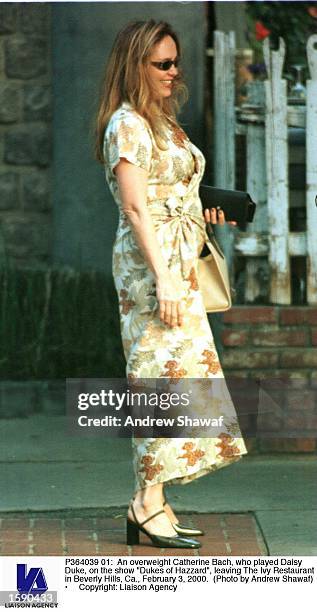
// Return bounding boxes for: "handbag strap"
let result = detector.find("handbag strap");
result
[205,222,225,259]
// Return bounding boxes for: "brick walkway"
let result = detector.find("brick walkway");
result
[0,512,267,556]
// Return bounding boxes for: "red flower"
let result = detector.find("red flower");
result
[308,6,317,19]
[255,20,271,41]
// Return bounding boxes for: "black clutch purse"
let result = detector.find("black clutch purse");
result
[199,184,257,231]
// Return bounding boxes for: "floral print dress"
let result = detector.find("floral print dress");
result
[103,101,248,490]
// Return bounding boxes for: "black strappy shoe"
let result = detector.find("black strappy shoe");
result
[163,496,205,536]
[127,501,201,548]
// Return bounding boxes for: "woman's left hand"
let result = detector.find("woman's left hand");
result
[204,207,237,226]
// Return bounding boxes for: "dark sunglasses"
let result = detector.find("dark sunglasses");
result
[150,58,180,71]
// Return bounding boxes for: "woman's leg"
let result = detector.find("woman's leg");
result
[128,483,178,537]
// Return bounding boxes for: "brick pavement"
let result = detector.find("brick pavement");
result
[0,512,268,556]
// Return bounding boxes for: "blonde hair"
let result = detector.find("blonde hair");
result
[94,19,188,164]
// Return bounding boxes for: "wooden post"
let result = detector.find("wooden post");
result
[306,34,317,304]
[263,37,291,304]
[213,30,236,275]
[245,122,268,302]
[214,30,236,189]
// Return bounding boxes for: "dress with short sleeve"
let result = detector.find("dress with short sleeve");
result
[105,109,152,175]
[103,101,248,490]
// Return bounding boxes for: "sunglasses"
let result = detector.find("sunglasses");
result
[150,58,180,71]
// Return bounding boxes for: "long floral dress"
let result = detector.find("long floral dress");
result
[103,101,248,490]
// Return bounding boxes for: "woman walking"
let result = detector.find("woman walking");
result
[95,19,248,548]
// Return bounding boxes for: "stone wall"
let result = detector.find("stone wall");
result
[0,3,52,267]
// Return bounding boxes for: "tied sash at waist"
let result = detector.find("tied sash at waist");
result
[147,193,206,235]
[117,192,206,238]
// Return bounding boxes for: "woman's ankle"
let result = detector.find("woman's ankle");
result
[132,486,164,512]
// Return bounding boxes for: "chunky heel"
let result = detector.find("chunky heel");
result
[126,519,140,545]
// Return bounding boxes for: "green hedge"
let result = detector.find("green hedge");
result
[0,265,126,379]
[246,1,317,76]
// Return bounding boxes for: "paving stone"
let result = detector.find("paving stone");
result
[0,512,266,556]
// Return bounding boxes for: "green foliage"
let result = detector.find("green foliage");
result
[0,265,126,379]
[246,1,317,76]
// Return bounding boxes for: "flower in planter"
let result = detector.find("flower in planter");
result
[307,6,317,19]
[255,20,271,41]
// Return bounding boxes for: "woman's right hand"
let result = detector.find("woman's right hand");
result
[155,271,186,328]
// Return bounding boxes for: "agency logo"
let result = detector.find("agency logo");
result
[17,564,48,595]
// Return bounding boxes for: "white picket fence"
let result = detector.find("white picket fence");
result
[212,31,317,305]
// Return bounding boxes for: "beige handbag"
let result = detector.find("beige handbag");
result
[197,224,232,313]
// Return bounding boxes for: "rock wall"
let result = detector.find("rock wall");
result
[0,3,52,267]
